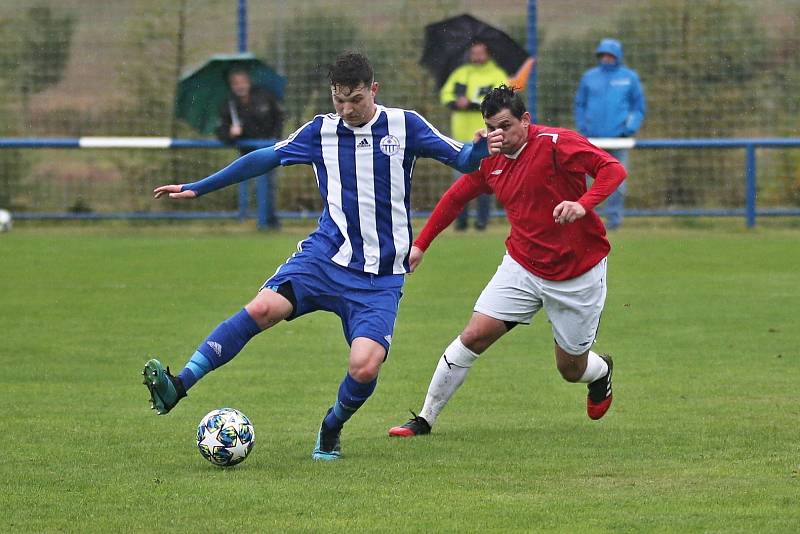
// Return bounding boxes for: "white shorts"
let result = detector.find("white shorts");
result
[474,254,607,355]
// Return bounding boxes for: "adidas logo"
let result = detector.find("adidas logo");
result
[384,334,392,345]
[206,341,222,358]
[491,169,503,175]
[357,137,371,149]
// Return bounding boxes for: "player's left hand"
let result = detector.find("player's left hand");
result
[153,184,197,199]
[553,201,586,224]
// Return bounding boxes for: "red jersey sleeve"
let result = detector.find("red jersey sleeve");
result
[414,171,490,251]
[555,133,627,211]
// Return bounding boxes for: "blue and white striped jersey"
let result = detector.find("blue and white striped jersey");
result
[274,105,464,275]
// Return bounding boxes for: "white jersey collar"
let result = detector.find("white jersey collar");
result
[339,105,383,132]
[503,141,528,160]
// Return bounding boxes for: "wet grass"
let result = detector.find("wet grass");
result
[1,222,798,532]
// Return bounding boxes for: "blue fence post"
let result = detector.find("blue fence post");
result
[745,144,756,228]
[256,173,268,229]
[237,0,247,53]
[235,0,250,224]
[238,181,248,221]
[527,0,538,122]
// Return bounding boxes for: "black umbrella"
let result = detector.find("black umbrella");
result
[421,13,530,88]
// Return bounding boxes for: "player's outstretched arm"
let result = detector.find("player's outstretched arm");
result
[413,176,486,260]
[156,146,283,199]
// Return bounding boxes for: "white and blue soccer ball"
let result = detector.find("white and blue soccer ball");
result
[0,209,12,232]
[196,408,255,467]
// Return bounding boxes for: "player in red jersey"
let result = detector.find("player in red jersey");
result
[389,85,626,437]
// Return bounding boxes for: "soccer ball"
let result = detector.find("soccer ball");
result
[196,408,255,467]
[0,209,11,232]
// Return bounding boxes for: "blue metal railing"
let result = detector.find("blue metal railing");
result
[631,137,800,227]
[0,137,279,227]
[1,136,800,228]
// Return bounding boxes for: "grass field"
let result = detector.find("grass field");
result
[1,221,799,532]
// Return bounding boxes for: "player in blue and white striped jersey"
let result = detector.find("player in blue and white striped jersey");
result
[142,52,503,461]
[272,105,469,275]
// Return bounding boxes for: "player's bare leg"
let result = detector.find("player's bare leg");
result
[245,287,294,329]
[554,345,589,382]
[554,344,613,420]
[389,312,509,437]
[313,337,386,460]
[143,288,292,415]
[347,337,386,382]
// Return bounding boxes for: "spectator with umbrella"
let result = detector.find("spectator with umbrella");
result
[422,14,534,231]
[216,67,283,150]
[216,67,284,228]
[175,53,286,228]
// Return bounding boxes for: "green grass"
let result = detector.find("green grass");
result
[1,222,799,532]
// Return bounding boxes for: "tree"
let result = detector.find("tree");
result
[0,6,75,128]
[537,0,776,209]
[270,9,360,127]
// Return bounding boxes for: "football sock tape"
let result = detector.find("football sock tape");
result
[579,351,609,383]
[324,373,377,431]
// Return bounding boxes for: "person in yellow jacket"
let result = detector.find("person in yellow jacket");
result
[440,41,533,230]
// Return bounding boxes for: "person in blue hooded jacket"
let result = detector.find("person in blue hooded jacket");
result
[574,38,646,229]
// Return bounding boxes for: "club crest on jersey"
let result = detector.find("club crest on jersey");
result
[379,135,400,156]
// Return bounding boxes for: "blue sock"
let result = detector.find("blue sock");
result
[176,308,261,391]
[323,373,377,431]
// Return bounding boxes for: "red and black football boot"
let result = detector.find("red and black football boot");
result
[388,411,431,437]
[587,354,613,420]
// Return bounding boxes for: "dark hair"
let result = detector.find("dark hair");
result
[481,84,527,119]
[226,66,250,81]
[328,52,374,89]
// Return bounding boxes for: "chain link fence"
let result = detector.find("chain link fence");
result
[0,0,799,217]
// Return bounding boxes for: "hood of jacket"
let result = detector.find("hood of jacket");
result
[595,38,623,68]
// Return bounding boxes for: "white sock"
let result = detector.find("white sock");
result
[579,351,609,383]
[419,337,479,427]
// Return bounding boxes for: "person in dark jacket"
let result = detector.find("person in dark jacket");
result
[574,38,645,230]
[217,68,284,228]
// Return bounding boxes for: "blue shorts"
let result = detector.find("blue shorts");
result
[263,244,403,355]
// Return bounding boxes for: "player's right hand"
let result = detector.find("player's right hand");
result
[153,184,197,199]
[473,128,504,155]
[485,128,504,155]
[408,245,425,273]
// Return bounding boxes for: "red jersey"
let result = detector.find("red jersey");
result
[415,124,626,280]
